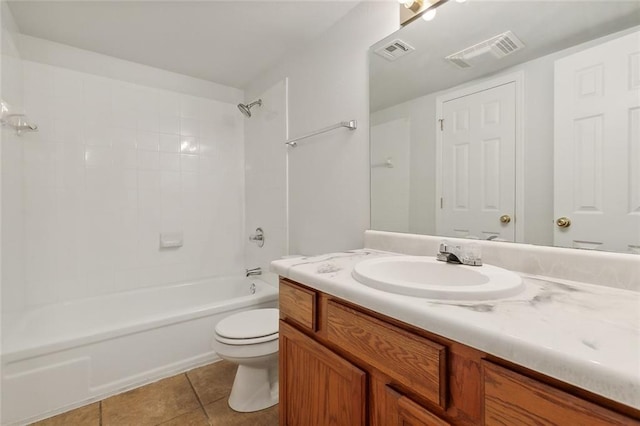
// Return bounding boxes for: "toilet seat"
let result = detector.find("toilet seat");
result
[215,332,279,345]
[215,308,279,346]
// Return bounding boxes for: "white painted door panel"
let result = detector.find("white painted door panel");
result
[439,82,516,241]
[554,30,640,253]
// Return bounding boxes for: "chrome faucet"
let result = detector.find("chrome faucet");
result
[436,241,482,266]
[246,267,262,277]
[249,227,265,248]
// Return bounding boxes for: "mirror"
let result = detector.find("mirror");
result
[369,0,640,254]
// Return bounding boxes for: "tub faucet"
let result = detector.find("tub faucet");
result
[246,267,262,277]
[436,241,482,266]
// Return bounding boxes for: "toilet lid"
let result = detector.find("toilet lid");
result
[215,308,279,340]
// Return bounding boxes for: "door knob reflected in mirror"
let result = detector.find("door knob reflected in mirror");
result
[556,217,571,228]
[499,215,511,224]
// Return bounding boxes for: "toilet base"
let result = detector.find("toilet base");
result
[228,362,279,412]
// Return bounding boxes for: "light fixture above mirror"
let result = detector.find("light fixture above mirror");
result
[399,0,446,26]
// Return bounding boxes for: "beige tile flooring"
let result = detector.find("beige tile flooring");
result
[31,361,278,426]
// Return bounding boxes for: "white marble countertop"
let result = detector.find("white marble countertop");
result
[271,249,640,410]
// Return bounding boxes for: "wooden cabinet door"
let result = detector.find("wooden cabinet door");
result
[386,387,451,426]
[280,321,366,426]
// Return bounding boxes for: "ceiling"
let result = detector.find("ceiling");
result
[7,1,361,89]
[370,0,640,111]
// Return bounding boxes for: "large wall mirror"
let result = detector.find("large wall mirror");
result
[369,0,640,254]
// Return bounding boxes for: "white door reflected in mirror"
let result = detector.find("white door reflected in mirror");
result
[554,30,640,253]
[438,81,516,241]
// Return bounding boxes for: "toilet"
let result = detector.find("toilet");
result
[212,308,279,412]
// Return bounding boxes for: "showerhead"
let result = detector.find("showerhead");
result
[237,99,262,118]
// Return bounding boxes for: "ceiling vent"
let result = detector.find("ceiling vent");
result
[445,31,525,69]
[375,39,415,61]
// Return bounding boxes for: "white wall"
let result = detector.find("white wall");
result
[1,3,25,321]
[7,36,246,308]
[371,95,437,236]
[244,79,288,282]
[246,1,398,255]
[370,118,411,232]
[0,5,26,419]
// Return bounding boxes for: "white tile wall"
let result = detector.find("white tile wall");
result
[18,60,245,307]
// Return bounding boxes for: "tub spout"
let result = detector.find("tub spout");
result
[246,267,262,277]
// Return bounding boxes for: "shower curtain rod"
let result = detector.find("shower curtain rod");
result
[285,120,357,147]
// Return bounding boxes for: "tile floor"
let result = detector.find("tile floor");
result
[31,361,279,426]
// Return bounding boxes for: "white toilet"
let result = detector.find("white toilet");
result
[212,308,279,412]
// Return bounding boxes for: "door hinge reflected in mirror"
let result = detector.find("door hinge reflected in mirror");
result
[439,119,444,131]
[440,197,443,208]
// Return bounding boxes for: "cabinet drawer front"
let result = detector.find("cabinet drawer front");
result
[279,279,316,331]
[326,300,447,408]
[483,361,638,425]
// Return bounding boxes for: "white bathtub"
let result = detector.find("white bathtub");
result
[1,276,278,425]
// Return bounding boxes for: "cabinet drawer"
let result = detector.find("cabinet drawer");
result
[279,279,316,331]
[483,361,638,425]
[326,300,447,408]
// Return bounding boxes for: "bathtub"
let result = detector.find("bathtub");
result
[1,276,278,425]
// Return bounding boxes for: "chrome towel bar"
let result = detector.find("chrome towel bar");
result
[285,120,357,147]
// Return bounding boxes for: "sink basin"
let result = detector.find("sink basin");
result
[352,256,524,300]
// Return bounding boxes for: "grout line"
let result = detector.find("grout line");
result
[99,401,103,426]
[151,374,210,426]
[185,372,207,412]
[184,372,213,425]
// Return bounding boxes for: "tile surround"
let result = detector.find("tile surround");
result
[12,60,246,308]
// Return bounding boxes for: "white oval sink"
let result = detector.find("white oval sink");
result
[352,256,524,300]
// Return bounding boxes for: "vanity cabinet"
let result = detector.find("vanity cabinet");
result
[278,278,640,426]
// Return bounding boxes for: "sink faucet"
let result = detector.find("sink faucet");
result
[436,241,482,266]
[246,267,262,277]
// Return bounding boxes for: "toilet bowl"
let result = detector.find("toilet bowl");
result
[212,308,279,412]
